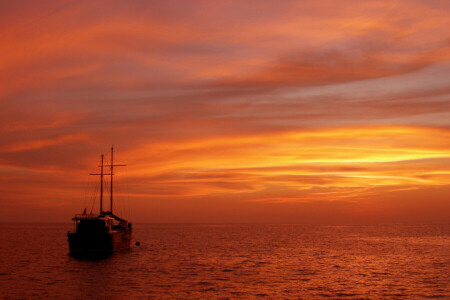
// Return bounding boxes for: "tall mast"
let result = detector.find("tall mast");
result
[100,154,104,213]
[110,146,114,214]
[90,153,111,214]
[106,146,125,214]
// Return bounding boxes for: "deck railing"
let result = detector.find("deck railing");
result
[73,213,97,219]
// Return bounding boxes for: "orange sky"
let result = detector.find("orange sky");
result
[1,0,449,223]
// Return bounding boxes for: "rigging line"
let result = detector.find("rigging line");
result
[120,176,129,219]
[89,178,100,214]
[114,171,122,216]
[86,176,96,213]
[114,171,119,215]
[124,166,132,220]
[90,154,104,214]
[83,173,92,209]
[89,159,99,214]
[114,167,128,219]
[91,167,101,201]
[125,171,131,221]
[117,165,131,220]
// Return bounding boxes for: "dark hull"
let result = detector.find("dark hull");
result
[67,231,131,255]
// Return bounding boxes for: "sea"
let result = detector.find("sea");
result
[0,223,449,299]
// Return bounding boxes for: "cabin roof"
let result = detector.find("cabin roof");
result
[101,211,128,222]
[72,211,128,222]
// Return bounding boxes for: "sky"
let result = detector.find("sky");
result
[0,0,449,223]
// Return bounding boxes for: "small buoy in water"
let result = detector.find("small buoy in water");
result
[136,241,141,246]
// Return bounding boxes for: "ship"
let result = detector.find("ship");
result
[67,146,132,256]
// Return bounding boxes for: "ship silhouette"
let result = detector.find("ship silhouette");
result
[67,146,131,255]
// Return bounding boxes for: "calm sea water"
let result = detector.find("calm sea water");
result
[0,223,449,299]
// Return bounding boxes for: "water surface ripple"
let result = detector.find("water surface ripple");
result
[0,223,449,299]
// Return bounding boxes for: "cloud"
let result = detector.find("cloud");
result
[0,0,449,222]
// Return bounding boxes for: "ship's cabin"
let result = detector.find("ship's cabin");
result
[71,212,131,234]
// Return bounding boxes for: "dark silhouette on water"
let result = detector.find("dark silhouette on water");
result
[67,146,131,256]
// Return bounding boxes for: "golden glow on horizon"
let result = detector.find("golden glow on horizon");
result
[113,126,450,202]
[133,126,449,168]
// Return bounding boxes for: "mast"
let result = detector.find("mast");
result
[90,153,111,214]
[100,154,104,213]
[110,146,113,214]
[91,148,125,215]
[107,145,125,214]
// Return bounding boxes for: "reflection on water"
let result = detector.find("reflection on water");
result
[0,223,449,299]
